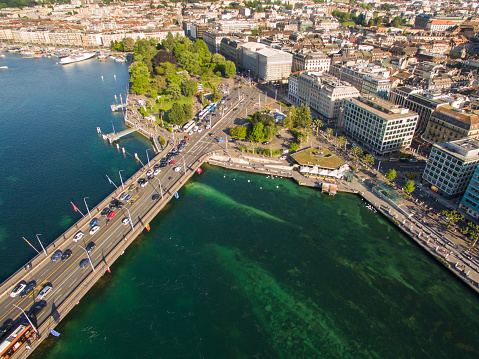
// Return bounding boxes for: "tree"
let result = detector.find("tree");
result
[263,124,277,140]
[230,125,247,139]
[251,122,264,142]
[168,102,186,125]
[295,104,312,128]
[350,145,363,159]
[166,82,182,99]
[223,61,236,78]
[163,32,175,52]
[122,37,135,52]
[289,142,299,152]
[385,168,397,181]
[325,128,334,140]
[362,154,375,167]
[159,136,166,147]
[313,119,323,135]
[182,79,197,97]
[283,106,296,129]
[337,136,347,150]
[129,62,150,95]
[440,210,464,229]
[403,180,416,194]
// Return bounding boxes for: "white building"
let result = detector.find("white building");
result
[292,50,331,73]
[340,96,419,155]
[423,138,479,199]
[241,43,292,82]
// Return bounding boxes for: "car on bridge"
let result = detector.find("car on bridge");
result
[73,231,84,242]
[146,169,153,176]
[122,217,130,225]
[174,167,181,172]
[154,168,161,176]
[109,199,118,209]
[51,250,62,262]
[61,249,72,261]
[108,211,116,220]
[89,225,100,235]
[119,192,128,201]
[10,281,26,298]
[37,284,53,300]
[139,179,148,187]
[101,207,110,216]
[0,321,14,339]
[86,241,96,254]
[20,280,36,298]
[89,218,99,227]
[169,160,175,166]
[125,195,132,203]
[152,194,160,200]
[79,258,90,269]
[128,184,137,192]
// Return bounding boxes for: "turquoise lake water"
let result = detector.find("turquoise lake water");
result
[1,54,479,358]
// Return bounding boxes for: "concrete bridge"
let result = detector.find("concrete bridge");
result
[102,127,139,143]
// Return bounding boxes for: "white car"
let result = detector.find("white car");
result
[146,169,153,176]
[122,217,129,225]
[205,125,211,130]
[154,168,161,176]
[279,155,287,160]
[10,282,26,298]
[174,166,182,172]
[193,126,199,132]
[37,285,53,300]
[197,128,203,133]
[73,231,84,242]
[89,225,100,235]
[119,192,128,201]
[188,131,193,136]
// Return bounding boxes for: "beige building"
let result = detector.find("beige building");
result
[423,106,479,144]
[292,50,330,73]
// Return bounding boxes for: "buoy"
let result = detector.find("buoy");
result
[233,179,235,181]
[101,76,103,80]
[248,180,250,182]
[260,187,262,189]
[122,147,125,154]
[276,186,279,188]
[116,143,119,149]
[114,75,116,79]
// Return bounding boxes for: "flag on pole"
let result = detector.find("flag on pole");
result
[50,329,61,337]
[174,191,179,199]
[145,223,150,232]
[196,167,202,174]
[106,175,118,189]
[22,237,40,254]
[70,201,85,217]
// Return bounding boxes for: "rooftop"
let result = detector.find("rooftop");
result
[290,147,345,169]
[349,96,416,120]
[435,138,479,160]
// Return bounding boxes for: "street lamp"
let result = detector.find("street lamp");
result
[119,170,125,189]
[83,197,91,218]
[146,149,151,168]
[13,304,38,334]
[36,234,47,257]
[124,207,135,230]
[150,177,164,199]
[78,245,95,272]
[179,154,187,175]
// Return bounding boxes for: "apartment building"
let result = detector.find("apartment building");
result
[203,30,224,53]
[339,96,418,155]
[459,165,479,219]
[289,71,360,121]
[423,138,479,199]
[423,106,479,144]
[220,37,243,66]
[292,50,331,73]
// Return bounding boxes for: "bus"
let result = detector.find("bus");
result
[0,324,36,359]
[197,103,217,121]
[182,120,196,133]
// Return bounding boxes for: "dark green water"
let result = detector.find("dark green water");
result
[31,166,479,359]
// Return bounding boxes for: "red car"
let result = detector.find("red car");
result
[107,211,116,220]
[184,135,190,141]
[169,160,175,166]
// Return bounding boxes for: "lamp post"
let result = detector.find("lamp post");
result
[78,245,95,272]
[119,170,125,189]
[13,305,38,334]
[83,197,91,218]
[146,149,151,168]
[36,234,47,257]
[124,207,135,230]
[180,154,187,175]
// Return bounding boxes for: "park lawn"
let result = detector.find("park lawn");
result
[341,21,356,27]
[291,148,345,169]
[153,96,193,113]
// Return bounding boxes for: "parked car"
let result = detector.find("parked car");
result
[279,155,287,160]
[262,141,270,145]
[152,194,160,200]
[125,195,132,203]
[153,163,161,170]
[10,281,26,298]
[109,199,118,209]
[73,231,83,242]
[36,284,53,300]
[51,249,62,262]
[61,249,72,261]
[154,168,161,176]
[128,184,137,192]
[20,281,36,298]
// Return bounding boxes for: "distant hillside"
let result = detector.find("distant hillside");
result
[0,0,71,9]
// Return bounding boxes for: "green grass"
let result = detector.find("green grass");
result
[341,21,356,27]
[290,148,345,169]
[153,96,193,113]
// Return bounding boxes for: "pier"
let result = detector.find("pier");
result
[110,103,127,111]
[102,127,138,143]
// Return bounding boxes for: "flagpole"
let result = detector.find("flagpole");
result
[13,304,38,334]
[70,201,85,217]
[36,234,47,257]
[83,197,91,218]
[22,237,40,254]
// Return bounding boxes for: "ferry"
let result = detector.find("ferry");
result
[0,66,8,69]
[59,52,95,65]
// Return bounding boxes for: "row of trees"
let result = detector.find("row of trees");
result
[332,9,406,28]
[229,112,278,142]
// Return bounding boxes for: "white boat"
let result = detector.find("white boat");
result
[59,52,95,65]
[0,66,8,69]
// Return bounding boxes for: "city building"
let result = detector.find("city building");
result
[339,96,418,155]
[389,87,451,135]
[289,71,360,121]
[202,30,224,53]
[220,37,243,66]
[423,106,479,144]
[292,50,331,73]
[241,43,292,82]
[459,165,479,219]
[422,138,479,199]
